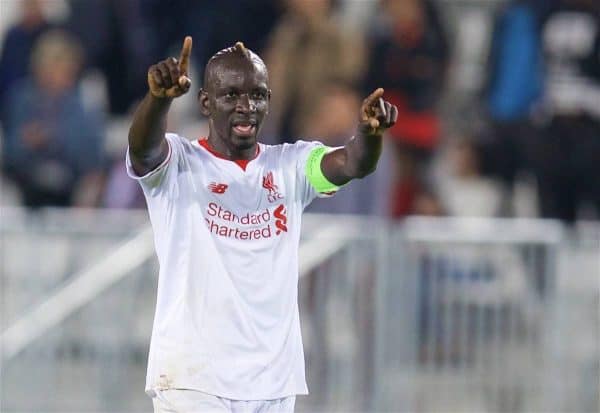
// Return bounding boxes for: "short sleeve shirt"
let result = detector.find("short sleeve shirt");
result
[127,134,331,400]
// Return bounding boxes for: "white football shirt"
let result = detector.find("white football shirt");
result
[126,133,331,400]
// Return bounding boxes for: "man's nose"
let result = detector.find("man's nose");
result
[236,94,256,113]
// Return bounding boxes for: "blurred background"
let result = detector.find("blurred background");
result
[0,0,598,412]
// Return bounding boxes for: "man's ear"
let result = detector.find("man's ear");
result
[198,88,210,116]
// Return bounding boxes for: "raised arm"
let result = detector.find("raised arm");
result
[320,88,398,185]
[128,36,192,175]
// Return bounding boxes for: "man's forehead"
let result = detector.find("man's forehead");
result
[208,59,268,90]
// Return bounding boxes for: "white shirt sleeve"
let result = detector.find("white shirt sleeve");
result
[126,133,183,194]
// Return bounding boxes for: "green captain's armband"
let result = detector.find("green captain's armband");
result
[305,146,340,193]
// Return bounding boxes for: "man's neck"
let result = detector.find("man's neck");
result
[207,135,258,161]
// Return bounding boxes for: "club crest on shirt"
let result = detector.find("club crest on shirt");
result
[262,171,283,202]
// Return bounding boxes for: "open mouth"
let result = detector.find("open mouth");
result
[232,120,257,137]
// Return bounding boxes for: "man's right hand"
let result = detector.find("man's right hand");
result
[148,36,192,99]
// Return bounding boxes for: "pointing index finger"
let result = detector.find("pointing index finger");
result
[179,36,192,75]
[364,88,384,107]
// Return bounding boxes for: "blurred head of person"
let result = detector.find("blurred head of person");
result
[303,80,360,145]
[285,0,333,23]
[412,188,445,216]
[448,137,484,179]
[20,0,45,29]
[382,0,426,42]
[30,30,83,97]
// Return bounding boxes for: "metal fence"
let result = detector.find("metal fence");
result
[1,209,598,412]
[300,217,599,413]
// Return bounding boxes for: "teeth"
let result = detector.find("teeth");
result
[233,125,253,133]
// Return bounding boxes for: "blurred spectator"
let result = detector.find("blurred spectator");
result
[531,0,600,222]
[412,187,445,216]
[264,0,364,143]
[0,0,52,110]
[145,0,280,82]
[66,0,158,115]
[2,30,106,208]
[65,0,280,116]
[486,0,544,123]
[436,137,503,217]
[482,0,543,196]
[304,81,392,216]
[102,157,145,209]
[363,0,449,218]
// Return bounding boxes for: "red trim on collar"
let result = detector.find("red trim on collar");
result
[197,138,260,171]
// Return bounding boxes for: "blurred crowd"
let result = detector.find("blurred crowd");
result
[0,0,598,223]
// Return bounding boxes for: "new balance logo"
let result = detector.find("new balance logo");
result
[208,183,228,194]
[262,171,283,202]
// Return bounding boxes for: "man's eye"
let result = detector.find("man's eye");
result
[226,91,238,98]
[252,91,266,99]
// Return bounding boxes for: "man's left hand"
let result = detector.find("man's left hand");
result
[358,88,398,137]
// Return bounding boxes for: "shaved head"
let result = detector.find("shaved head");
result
[203,42,268,92]
[198,41,271,159]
